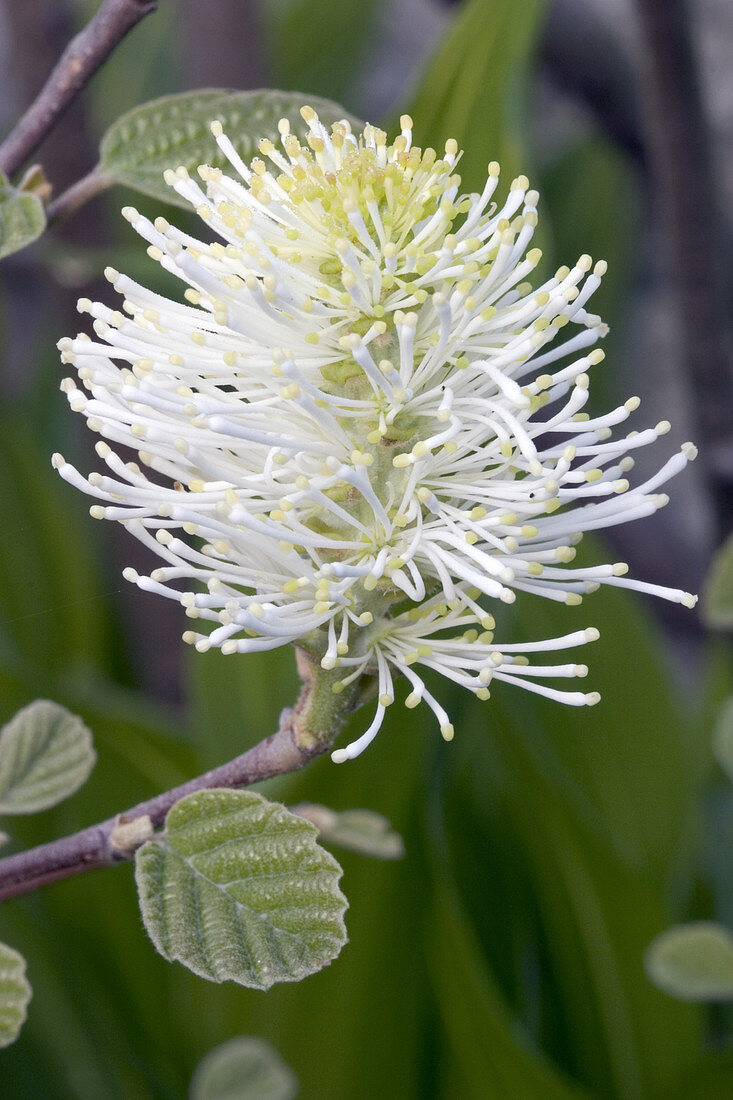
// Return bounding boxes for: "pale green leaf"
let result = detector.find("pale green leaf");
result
[296,803,404,860]
[0,700,96,815]
[135,788,348,989]
[646,923,733,1001]
[0,171,45,260]
[702,533,733,628]
[99,88,361,207]
[0,940,32,1048]
[190,1036,298,1100]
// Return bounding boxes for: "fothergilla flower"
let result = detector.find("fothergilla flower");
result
[55,107,697,761]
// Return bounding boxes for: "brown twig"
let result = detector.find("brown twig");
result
[0,656,359,903]
[0,0,158,180]
[634,0,733,537]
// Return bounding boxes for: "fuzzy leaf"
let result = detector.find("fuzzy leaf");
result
[190,1036,298,1100]
[0,941,32,1048]
[100,88,361,207]
[0,172,45,260]
[135,788,348,989]
[646,923,733,1001]
[0,700,96,815]
[297,803,404,860]
[702,534,733,629]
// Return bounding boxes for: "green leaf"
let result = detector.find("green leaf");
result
[0,941,32,1049]
[0,172,45,260]
[190,1036,298,1100]
[0,700,95,815]
[99,89,361,208]
[135,788,348,989]
[646,923,733,1001]
[714,695,733,782]
[702,534,733,629]
[296,804,404,860]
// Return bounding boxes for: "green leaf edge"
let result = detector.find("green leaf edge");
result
[0,172,46,260]
[0,940,32,1049]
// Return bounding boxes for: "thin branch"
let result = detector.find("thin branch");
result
[46,168,114,227]
[0,0,158,180]
[634,0,733,536]
[0,657,357,903]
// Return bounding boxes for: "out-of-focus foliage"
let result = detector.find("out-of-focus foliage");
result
[406,0,544,187]
[0,0,726,1096]
[0,172,45,260]
[646,923,733,1002]
[0,941,31,1049]
[0,701,95,816]
[297,804,405,860]
[189,1036,298,1100]
[702,533,733,629]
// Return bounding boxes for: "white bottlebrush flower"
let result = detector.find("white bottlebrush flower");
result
[55,107,697,762]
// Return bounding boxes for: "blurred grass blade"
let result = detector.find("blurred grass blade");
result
[0,414,114,675]
[99,89,361,208]
[406,0,545,190]
[190,1036,298,1100]
[0,172,45,260]
[136,789,348,989]
[263,0,380,109]
[646,923,733,1002]
[0,941,32,1049]
[0,700,95,815]
[702,534,733,629]
[427,875,588,1097]
[713,695,733,782]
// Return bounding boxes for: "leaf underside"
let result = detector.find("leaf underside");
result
[100,88,362,208]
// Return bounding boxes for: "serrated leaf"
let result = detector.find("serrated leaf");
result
[100,89,361,208]
[190,1036,298,1100]
[297,804,404,860]
[0,171,45,259]
[135,788,348,989]
[0,940,32,1048]
[702,533,733,628]
[0,700,96,815]
[646,923,733,1001]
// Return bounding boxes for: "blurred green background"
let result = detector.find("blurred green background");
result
[1,0,732,1096]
